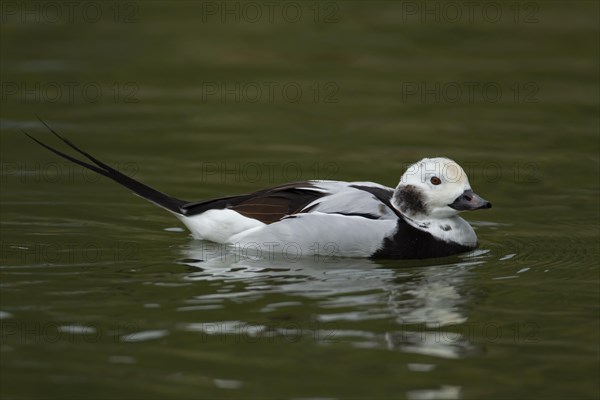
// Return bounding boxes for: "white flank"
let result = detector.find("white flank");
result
[229,212,398,258]
[178,209,265,243]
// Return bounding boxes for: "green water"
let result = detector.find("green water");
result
[1,1,599,399]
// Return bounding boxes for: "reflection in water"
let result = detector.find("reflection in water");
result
[177,241,490,359]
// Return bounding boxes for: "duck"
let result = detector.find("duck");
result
[22,121,492,260]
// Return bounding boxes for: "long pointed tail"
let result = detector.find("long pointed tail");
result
[22,118,187,215]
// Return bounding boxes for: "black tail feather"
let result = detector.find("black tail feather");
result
[23,120,187,215]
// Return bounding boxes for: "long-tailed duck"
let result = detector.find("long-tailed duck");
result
[22,121,491,259]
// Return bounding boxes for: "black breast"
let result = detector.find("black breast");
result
[350,185,475,259]
[370,218,475,259]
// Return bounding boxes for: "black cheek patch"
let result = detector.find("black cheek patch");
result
[441,225,452,231]
[396,185,427,215]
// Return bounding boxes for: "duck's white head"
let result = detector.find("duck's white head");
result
[392,157,492,220]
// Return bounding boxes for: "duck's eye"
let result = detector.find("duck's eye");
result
[430,177,442,185]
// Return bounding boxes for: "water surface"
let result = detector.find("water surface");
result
[1,2,599,399]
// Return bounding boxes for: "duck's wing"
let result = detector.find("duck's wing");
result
[178,181,401,243]
[225,182,401,257]
[299,182,399,220]
[182,181,399,224]
[181,181,329,223]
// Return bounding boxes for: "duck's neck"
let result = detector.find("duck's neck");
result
[398,209,457,227]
